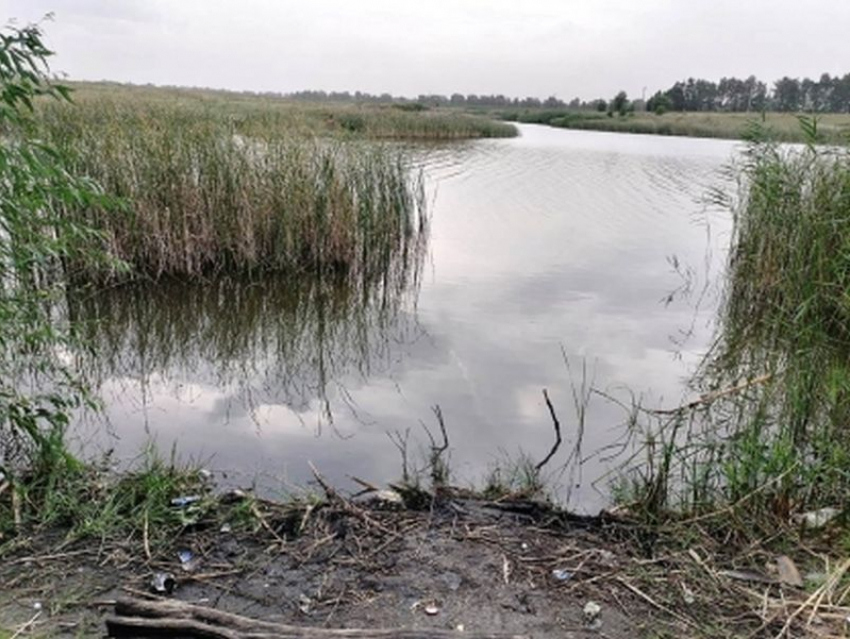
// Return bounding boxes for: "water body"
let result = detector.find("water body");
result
[72,124,739,512]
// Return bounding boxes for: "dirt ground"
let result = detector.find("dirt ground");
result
[0,489,843,638]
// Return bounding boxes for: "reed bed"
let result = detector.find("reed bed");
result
[504,108,850,143]
[325,106,518,140]
[620,121,850,526]
[63,82,518,140]
[37,96,430,280]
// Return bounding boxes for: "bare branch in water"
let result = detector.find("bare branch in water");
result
[536,389,563,472]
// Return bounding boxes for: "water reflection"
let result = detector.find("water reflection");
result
[71,274,420,417]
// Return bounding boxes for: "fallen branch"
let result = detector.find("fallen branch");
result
[10,611,41,639]
[648,374,772,415]
[106,597,528,639]
[616,578,697,628]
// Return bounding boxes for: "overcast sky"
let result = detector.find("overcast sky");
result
[3,0,848,100]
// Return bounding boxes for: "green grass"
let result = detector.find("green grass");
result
[2,442,192,539]
[498,108,850,143]
[618,120,850,529]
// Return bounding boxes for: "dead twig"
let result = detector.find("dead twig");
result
[107,596,529,638]
[10,611,41,639]
[142,510,152,562]
[616,577,697,628]
[308,461,338,500]
[536,388,562,472]
[648,374,772,415]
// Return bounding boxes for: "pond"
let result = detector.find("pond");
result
[72,124,739,513]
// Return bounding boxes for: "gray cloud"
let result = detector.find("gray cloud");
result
[4,0,848,98]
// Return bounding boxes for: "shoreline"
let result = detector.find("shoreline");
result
[493,110,850,144]
[1,467,845,638]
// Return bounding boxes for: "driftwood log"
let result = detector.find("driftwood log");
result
[106,597,530,639]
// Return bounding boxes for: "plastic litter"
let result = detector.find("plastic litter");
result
[170,495,201,508]
[151,572,176,595]
[198,469,213,480]
[298,594,313,615]
[552,568,574,582]
[177,549,193,563]
[374,489,404,507]
[177,549,200,572]
[424,603,440,616]
[220,523,232,534]
[583,601,602,628]
[594,549,616,567]
[795,507,840,529]
[33,601,42,611]
[776,555,804,587]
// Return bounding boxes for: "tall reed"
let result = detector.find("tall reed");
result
[620,120,850,524]
[38,98,428,281]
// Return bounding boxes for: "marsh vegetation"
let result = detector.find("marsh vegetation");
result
[501,108,850,143]
[0,26,448,532]
[618,119,850,531]
[5,20,850,551]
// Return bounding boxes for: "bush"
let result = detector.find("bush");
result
[0,20,117,516]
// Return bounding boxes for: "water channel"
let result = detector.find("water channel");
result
[72,124,740,512]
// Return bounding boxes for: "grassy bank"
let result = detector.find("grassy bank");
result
[500,108,850,143]
[65,82,519,141]
[618,120,850,530]
[4,447,850,638]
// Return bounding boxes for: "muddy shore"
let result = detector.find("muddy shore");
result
[0,485,842,638]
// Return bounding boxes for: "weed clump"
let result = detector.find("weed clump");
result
[621,119,850,527]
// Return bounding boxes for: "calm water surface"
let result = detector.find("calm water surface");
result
[73,124,739,512]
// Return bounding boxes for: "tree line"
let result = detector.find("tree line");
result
[646,73,850,114]
[287,72,850,115]
[286,90,579,109]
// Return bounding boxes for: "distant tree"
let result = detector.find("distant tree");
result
[647,91,672,115]
[813,73,833,112]
[594,99,607,112]
[694,79,718,110]
[745,76,768,112]
[665,83,686,111]
[830,74,850,113]
[773,77,801,112]
[611,91,630,116]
